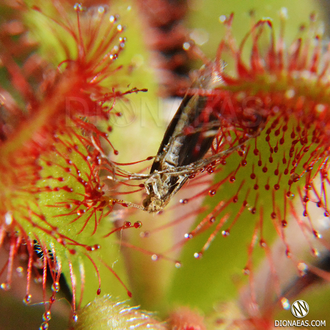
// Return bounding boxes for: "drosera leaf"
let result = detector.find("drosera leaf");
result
[0,0,157,326]
[167,7,330,318]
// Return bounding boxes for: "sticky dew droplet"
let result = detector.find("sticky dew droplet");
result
[281,297,290,310]
[297,262,308,276]
[72,313,78,322]
[250,207,256,214]
[39,322,49,330]
[151,254,158,261]
[219,15,227,23]
[42,311,51,322]
[175,261,182,268]
[184,233,193,239]
[16,266,23,277]
[194,252,203,259]
[311,248,319,257]
[0,283,10,291]
[51,282,60,292]
[134,221,142,229]
[183,41,191,50]
[221,230,230,237]
[23,294,32,305]
[73,3,84,12]
[76,209,85,216]
[109,15,116,23]
[286,191,295,200]
[124,221,131,228]
[209,216,216,223]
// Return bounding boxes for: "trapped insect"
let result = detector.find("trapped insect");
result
[105,55,267,213]
[141,62,230,212]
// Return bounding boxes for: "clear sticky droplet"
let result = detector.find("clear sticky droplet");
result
[51,282,60,292]
[73,3,83,12]
[23,294,32,305]
[311,248,319,257]
[286,192,295,200]
[221,230,230,237]
[97,6,105,14]
[39,322,49,330]
[72,313,78,322]
[0,282,10,291]
[42,311,51,322]
[134,221,142,229]
[297,262,308,275]
[183,42,191,51]
[219,15,227,23]
[117,24,124,32]
[281,297,290,310]
[151,254,158,261]
[194,252,203,259]
[16,266,23,276]
[175,261,182,268]
[209,216,216,223]
[184,233,193,239]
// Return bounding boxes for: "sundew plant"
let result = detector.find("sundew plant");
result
[1,0,330,329]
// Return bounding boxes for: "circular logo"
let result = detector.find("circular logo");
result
[291,300,309,318]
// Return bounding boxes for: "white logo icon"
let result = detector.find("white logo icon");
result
[291,300,309,318]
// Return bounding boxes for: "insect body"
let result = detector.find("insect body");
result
[143,62,229,213]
